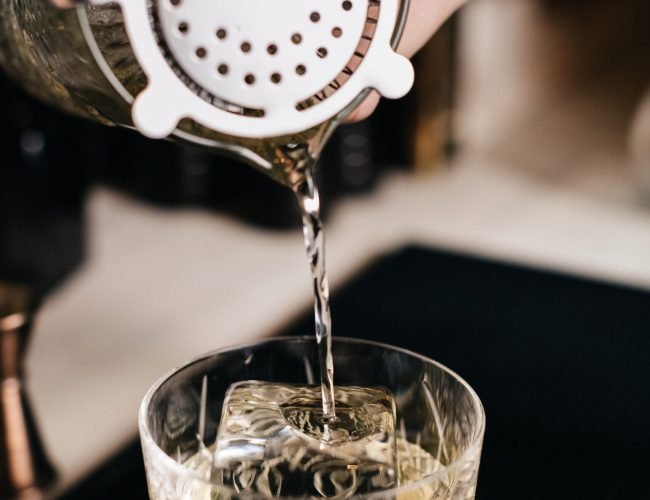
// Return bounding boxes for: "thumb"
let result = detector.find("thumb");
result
[345,91,382,123]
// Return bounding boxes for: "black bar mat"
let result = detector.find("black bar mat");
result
[61,246,650,499]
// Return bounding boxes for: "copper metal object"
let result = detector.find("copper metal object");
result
[0,285,56,499]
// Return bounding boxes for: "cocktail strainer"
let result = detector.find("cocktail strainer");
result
[88,0,414,139]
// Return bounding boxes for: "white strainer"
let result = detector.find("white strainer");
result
[90,0,414,139]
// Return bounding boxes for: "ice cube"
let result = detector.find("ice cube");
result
[213,381,398,497]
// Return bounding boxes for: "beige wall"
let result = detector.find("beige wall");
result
[455,0,649,150]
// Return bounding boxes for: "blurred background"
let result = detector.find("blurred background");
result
[1,0,649,498]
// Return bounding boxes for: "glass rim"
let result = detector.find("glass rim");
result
[139,335,486,499]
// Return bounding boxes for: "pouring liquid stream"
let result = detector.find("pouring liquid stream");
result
[269,123,339,423]
[294,168,336,422]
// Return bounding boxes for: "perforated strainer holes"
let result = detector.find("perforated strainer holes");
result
[297,0,380,112]
[167,0,185,36]
[154,0,380,123]
[150,1,266,119]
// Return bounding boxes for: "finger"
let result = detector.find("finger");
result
[345,91,381,123]
[49,0,81,7]
[398,0,467,58]
[347,0,467,123]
